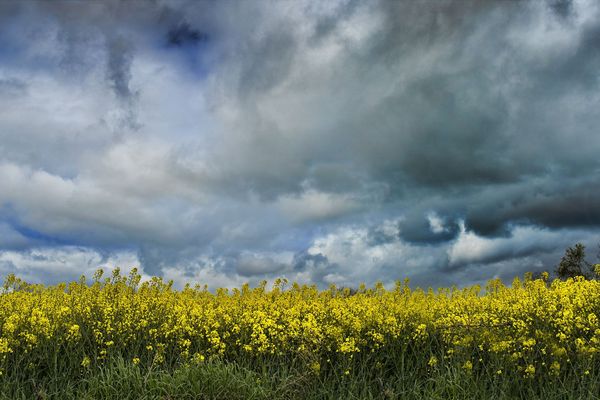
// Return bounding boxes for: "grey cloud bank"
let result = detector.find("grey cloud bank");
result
[0,0,599,289]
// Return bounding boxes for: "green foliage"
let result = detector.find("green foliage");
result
[555,242,599,280]
[556,243,589,279]
[0,358,274,400]
[1,356,600,399]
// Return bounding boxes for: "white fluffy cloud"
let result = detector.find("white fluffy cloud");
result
[447,222,597,268]
[276,190,362,222]
[0,247,141,284]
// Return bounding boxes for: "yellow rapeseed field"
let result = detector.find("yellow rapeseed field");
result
[1,268,599,380]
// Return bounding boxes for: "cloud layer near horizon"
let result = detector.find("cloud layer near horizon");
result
[1,0,599,288]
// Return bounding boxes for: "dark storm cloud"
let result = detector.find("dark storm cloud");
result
[105,34,140,130]
[398,213,461,245]
[292,251,330,272]
[464,176,600,236]
[290,250,343,285]
[354,1,599,240]
[238,29,297,96]
[207,0,533,199]
[106,35,134,100]
[236,253,287,277]
[167,22,208,47]
[550,0,574,17]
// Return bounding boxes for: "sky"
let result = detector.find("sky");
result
[0,0,599,289]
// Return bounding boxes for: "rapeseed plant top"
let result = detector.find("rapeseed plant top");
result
[0,268,599,379]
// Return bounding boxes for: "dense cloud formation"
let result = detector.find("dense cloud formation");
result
[0,0,599,288]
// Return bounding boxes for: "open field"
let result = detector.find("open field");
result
[1,270,600,399]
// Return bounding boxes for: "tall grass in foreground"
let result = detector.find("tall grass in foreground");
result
[0,270,600,399]
[1,353,600,399]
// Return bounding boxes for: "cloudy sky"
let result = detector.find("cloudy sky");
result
[0,0,599,289]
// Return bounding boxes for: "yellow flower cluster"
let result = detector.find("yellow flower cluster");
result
[0,269,599,379]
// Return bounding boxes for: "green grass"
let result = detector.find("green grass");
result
[1,355,600,399]
[0,358,273,400]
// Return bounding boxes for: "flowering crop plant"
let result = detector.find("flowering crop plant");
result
[1,268,600,399]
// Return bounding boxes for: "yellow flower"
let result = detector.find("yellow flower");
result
[428,356,438,367]
[524,364,535,377]
[192,353,205,363]
[310,362,321,374]
[67,324,80,341]
[549,361,560,376]
[0,268,599,386]
[462,361,473,371]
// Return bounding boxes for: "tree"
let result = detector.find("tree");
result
[556,243,593,280]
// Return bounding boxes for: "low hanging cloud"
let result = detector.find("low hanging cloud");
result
[0,0,599,288]
[0,247,140,285]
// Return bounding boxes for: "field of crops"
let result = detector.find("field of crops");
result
[1,269,600,399]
